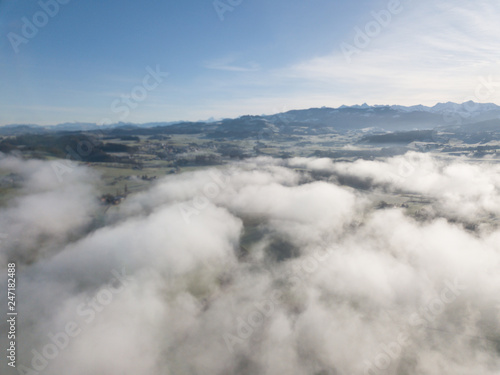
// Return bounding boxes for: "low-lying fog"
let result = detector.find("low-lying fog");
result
[1,152,500,375]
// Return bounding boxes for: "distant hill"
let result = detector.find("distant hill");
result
[1,101,499,138]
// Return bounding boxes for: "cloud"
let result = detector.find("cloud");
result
[0,155,99,264]
[281,0,500,106]
[319,152,500,222]
[1,154,500,374]
[164,1,500,121]
[204,57,261,72]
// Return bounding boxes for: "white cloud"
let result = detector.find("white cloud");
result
[2,154,500,374]
[204,57,261,72]
[281,0,500,106]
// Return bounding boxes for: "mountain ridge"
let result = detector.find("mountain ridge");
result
[1,101,499,135]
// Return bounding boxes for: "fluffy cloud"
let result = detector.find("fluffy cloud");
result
[1,154,500,375]
[0,156,99,264]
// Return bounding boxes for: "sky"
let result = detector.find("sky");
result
[1,0,500,125]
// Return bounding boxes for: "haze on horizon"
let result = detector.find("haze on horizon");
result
[3,2,500,373]
[1,0,500,125]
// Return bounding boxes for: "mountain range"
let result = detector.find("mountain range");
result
[1,101,499,136]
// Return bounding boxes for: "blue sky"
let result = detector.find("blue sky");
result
[1,0,499,125]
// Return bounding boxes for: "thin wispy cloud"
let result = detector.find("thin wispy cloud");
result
[204,57,261,72]
[1,0,499,124]
[280,0,500,106]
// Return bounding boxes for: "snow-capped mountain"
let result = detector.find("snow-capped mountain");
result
[341,101,500,115]
[2,101,499,135]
